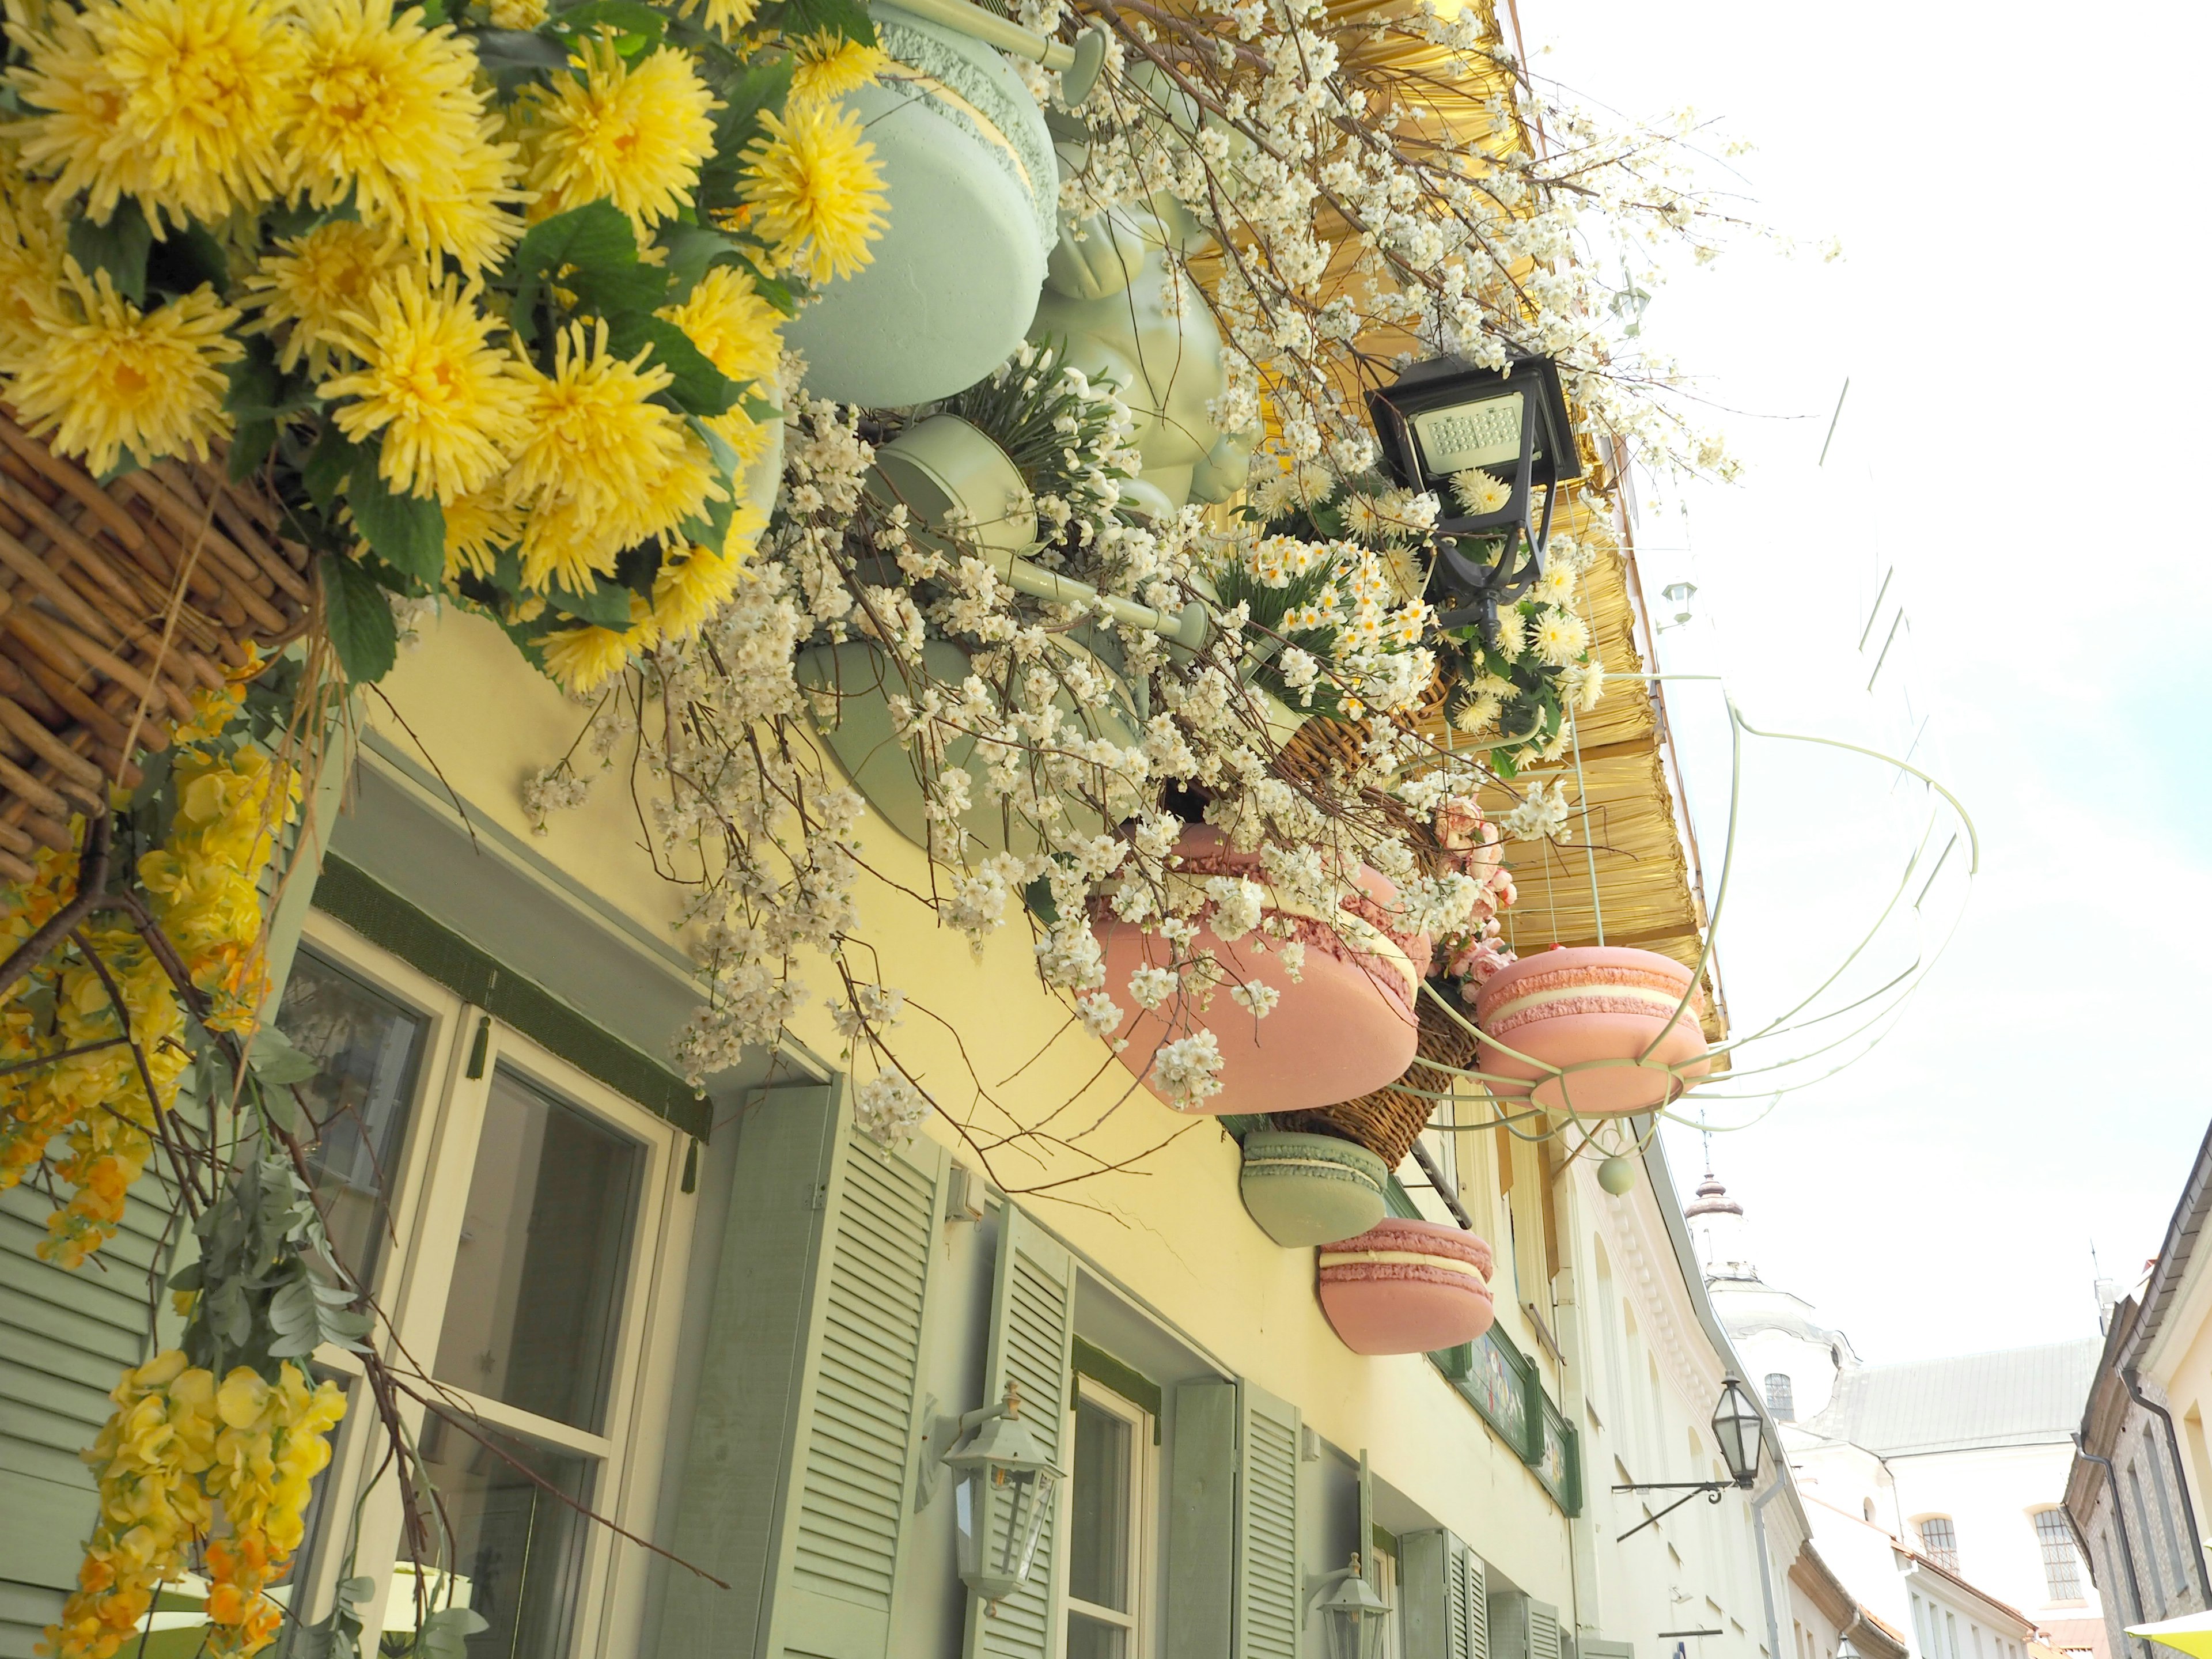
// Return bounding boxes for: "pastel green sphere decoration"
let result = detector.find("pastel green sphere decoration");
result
[1597,1155,1639,1196]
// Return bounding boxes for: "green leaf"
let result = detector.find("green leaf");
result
[506,200,665,343]
[543,0,666,51]
[229,420,277,483]
[548,575,637,628]
[605,313,739,415]
[145,222,228,299]
[320,554,400,685]
[698,59,795,207]
[418,1608,491,1659]
[248,1025,321,1086]
[770,0,874,47]
[347,445,446,588]
[302,423,357,510]
[67,209,151,305]
[741,391,782,424]
[657,220,744,298]
[464,25,572,67]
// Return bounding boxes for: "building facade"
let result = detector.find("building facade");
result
[1688,1171,2103,1659]
[2065,1121,2212,1659]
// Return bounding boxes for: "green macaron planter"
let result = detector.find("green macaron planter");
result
[783,1,1065,406]
[1238,1130,1391,1249]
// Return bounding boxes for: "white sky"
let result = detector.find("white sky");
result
[1522,0,2212,1362]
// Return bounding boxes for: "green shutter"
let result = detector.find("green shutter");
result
[1236,1381,1301,1659]
[1531,1600,1562,1659]
[1167,1380,1238,1654]
[1403,1533,1487,1659]
[963,1204,1077,1659]
[1490,1590,1558,1659]
[658,1081,948,1659]
[1,1156,180,1650]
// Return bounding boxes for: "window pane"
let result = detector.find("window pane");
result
[433,1069,641,1432]
[277,949,428,1290]
[2036,1510,2083,1599]
[1067,1612,1129,1659]
[1067,1397,1132,1612]
[1918,1516,1958,1572]
[409,1413,593,1659]
[1763,1372,1795,1422]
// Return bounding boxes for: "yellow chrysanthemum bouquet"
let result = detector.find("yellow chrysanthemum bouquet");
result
[0,0,891,696]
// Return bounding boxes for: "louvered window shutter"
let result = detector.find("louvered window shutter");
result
[660,1081,949,1659]
[1530,1599,1562,1659]
[1404,1531,1480,1659]
[962,1203,1078,1659]
[1236,1381,1302,1659]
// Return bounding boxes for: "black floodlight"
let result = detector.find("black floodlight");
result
[1367,354,1584,635]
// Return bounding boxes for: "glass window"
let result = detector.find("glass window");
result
[1919,1516,1959,1572]
[1764,1372,1796,1422]
[1065,1382,1149,1659]
[2036,1509,2083,1600]
[277,948,429,1289]
[411,1414,594,1659]
[433,1069,643,1433]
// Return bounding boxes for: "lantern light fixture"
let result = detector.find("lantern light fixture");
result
[1307,1555,1394,1659]
[942,1381,1063,1603]
[1366,353,1584,639]
[1609,1376,1768,1540]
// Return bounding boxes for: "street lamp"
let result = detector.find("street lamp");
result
[1366,353,1584,637]
[1711,1376,1764,1488]
[1610,1377,1768,1540]
[1307,1556,1393,1659]
[944,1381,1063,1602]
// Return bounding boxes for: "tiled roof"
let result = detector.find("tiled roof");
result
[1804,1340,2101,1456]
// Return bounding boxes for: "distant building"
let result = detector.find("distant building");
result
[1689,1166,2105,1659]
[2065,1121,2212,1659]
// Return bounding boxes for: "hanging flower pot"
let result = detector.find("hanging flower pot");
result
[1317,1218,1497,1355]
[1277,980,1480,1169]
[1092,827,1427,1116]
[785,2,1059,407]
[796,631,1143,858]
[866,413,1036,561]
[1474,945,1711,1116]
[1239,1130,1389,1249]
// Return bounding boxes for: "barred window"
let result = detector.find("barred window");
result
[2036,1509,2084,1600]
[1919,1515,1961,1572]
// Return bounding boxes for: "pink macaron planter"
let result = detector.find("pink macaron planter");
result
[1317,1218,1498,1355]
[1091,825,1428,1116]
[1473,944,1711,1117]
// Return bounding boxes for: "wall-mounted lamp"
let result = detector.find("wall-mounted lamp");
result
[1611,1377,1766,1540]
[1307,1555,1393,1659]
[1658,581,1698,630]
[1366,353,1583,642]
[941,1381,1062,1602]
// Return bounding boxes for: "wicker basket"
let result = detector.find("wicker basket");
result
[0,411,312,881]
[1277,984,1480,1168]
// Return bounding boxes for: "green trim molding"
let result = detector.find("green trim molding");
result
[1073,1336,1163,1444]
[313,854,711,1140]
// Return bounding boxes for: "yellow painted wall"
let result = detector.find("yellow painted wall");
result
[370,604,1580,1603]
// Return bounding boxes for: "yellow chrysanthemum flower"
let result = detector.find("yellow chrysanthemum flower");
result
[241,220,403,376]
[520,39,718,234]
[787,32,889,107]
[507,320,722,590]
[671,0,758,44]
[6,260,239,475]
[540,595,657,693]
[0,173,65,365]
[442,488,523,583]
[289,0,526,275]
[739,99,887,285]
[6,0,300,228]
[656,263,781,450]
[651,499,764,638]
[487,0,545,24]
[319,269,529,504]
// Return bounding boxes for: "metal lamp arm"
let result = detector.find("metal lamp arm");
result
[1610,1480,1729,1541]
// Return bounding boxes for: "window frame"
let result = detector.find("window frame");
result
[1057,1371,1158,1659]
[1916,1514,1960,1573]
[2033,1507,2085,1603]
[280,914,697,1659]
